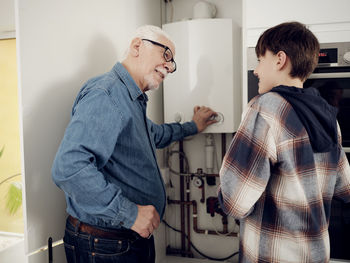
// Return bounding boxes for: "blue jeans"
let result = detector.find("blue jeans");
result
[63,217,155,263]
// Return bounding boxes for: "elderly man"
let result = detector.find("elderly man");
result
[52,25,217,263]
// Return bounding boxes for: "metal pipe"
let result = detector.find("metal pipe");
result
[221,133,226,161]
[186,176,191,256]
[222,216,228,233]
[178,172,219,177]
[200,183,205,203]
[168,199,193,205]
[192,200,237,237]
[179,140,186,256]
[168,199,237,237]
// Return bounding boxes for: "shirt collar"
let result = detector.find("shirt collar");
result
[113,62,147,102]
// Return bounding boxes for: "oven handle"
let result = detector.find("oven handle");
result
[309,72,350,79]
[343,147,350,153]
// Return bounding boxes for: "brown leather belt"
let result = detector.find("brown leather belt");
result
[68,215,140,240]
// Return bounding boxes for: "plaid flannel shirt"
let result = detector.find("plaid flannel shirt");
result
[219,92,350,263]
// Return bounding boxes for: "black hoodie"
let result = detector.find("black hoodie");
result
[271,85,338,153]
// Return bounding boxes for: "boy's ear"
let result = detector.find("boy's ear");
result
[130,38,142,57]
[276,51,288,70]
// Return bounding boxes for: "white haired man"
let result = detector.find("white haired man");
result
[52,25,217,263]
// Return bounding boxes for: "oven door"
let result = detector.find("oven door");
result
[304,69,350,261]
[304,69,350,152]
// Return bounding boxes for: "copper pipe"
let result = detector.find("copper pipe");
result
[178,172,219,177]
[179,140,186,256]
[205,173,220,177]
[222,216,228,233]
[168,199,193,205]
[200,185,205,203]
[168,199,237,237]
[221,133,226,161]
[192,200,236,236]
[186,177,192,256]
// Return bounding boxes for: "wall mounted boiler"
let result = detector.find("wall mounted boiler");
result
[163,19,239,133]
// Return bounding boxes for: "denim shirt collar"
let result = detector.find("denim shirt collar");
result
[112,62,148,102]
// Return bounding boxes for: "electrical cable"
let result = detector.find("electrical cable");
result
[212,134,221,173]
[162,220,239,261]
[166,145,190,175]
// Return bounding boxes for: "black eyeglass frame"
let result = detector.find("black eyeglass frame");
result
[142,38,177,73]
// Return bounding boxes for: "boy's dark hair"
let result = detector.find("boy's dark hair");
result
[255,21,320,81]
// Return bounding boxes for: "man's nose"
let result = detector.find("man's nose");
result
[164,61,174,73]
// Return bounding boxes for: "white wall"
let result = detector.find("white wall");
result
[0,0,15,39]
[16,0,162,262]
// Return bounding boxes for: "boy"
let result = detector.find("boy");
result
[218,21,350,262]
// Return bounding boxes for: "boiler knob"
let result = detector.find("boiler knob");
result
[209,112,224,124]
[343,52,350,64]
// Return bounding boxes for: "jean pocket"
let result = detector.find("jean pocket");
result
[92,237,130,256]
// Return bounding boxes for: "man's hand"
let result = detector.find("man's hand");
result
[131,205,160,238]
[192,106,217,133]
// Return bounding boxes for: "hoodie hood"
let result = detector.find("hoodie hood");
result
[271,85,338,153]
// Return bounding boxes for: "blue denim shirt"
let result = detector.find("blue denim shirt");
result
[52,62,197,229]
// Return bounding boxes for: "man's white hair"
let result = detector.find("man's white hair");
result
[122,25,175,60]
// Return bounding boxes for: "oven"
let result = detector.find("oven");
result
[247,42,350,260]
[304,43,350,152]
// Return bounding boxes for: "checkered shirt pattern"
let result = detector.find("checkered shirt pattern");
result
[219,92,350,263]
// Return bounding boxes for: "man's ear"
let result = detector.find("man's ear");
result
[276,50,288,70]
[130,38,142,57]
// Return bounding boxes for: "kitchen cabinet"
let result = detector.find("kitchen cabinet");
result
[246,0,350,29]
[244,0,350,46]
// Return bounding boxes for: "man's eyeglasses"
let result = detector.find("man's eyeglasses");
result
[142,39,177,73]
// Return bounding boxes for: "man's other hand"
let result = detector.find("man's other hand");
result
[131,205,160,238]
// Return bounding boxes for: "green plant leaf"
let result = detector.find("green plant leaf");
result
[0,145,4,159]
[6,182,22,215]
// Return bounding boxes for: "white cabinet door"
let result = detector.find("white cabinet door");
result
[245,0,350,46]
[246,0,350,29]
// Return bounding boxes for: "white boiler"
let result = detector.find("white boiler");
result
[163,19,238,133]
